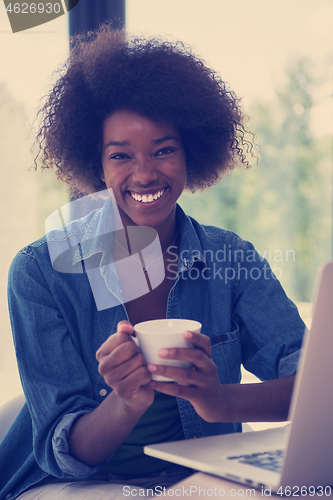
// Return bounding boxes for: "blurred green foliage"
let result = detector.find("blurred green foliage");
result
[179,58,332,301]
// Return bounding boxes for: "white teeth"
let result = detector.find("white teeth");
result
[130,189,165,203]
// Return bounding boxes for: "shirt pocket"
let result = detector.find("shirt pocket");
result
[210,322,242,384]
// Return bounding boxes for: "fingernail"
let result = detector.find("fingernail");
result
[184,330,193,339]
[148,364,157,373]
[158,349,169,358]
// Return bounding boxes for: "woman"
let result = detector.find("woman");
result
[0,26,305,499]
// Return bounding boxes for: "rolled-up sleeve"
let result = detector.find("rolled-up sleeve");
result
[278,349,301,378]
[52,411,107,477]
[8,246,107,478]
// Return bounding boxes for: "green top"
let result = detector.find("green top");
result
[99,391,184,477]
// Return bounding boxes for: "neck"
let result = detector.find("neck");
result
[118,206,179,255]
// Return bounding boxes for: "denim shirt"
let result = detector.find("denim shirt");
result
[0,204,305,500]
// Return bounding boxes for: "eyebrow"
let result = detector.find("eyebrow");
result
[103,135,180,149]
[104,140,130,149]
[152,135,180,145]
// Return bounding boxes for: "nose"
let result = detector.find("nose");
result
[131,156,158,185]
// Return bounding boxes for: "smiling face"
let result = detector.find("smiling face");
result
[101,110,187,235]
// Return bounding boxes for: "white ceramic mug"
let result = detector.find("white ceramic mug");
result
[133,319,202,382]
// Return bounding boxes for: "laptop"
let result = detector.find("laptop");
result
[145,261,333,491]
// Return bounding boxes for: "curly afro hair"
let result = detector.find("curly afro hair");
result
[35,24,254,194]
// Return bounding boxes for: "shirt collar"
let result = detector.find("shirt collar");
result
[72,197,120,266]
[72,201,207,272]
[176,205,207,271]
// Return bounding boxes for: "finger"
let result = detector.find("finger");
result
[98,340,142,375]
[150,379,197,400]
[96,329,135,361]
[183,330,212,358]
[102,352,150,388]
[157,345,213,372]
[117,320,134,335]
[116,366,152,395]
[147,363,205,386]
[97,320,134,357]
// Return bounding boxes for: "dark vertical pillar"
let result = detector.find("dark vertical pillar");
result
[67,1,125,200]
[69,0,125,38]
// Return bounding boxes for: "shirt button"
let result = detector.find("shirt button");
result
[99,389,107,397]
[5,494,11,499]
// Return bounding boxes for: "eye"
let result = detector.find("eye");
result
[108,153,131,160]
[154,147,177,157]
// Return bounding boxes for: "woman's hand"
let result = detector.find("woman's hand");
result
[147,330,226,423]
[96,320,154,413]
[148,330,296,424]
[69,321,154,467]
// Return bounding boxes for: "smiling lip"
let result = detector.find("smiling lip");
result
[129,188,167,204]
